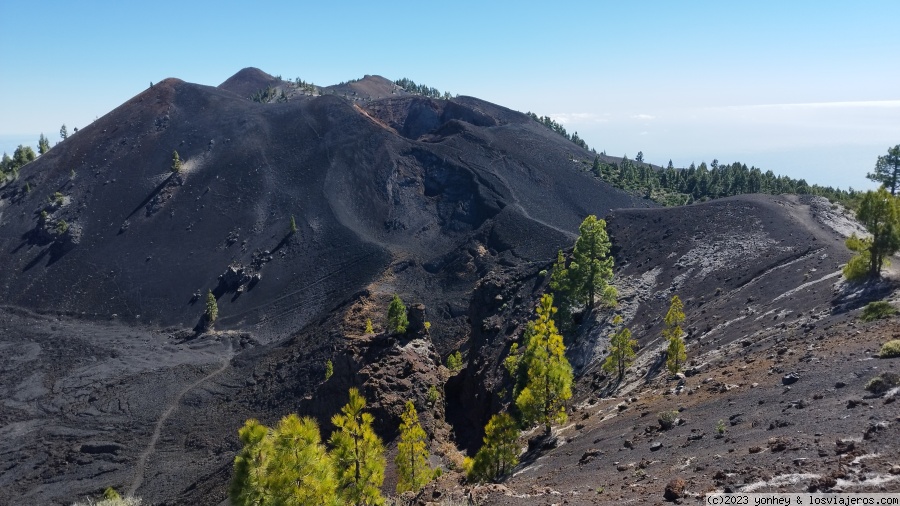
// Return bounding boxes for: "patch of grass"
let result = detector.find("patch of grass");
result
[861,301,898,322]
[879,340,900,358]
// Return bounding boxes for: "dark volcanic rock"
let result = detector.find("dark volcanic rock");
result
[782,372,800,385]
[664,478,687,501]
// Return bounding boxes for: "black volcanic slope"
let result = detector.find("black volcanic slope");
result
[0,68,649,342]
[4,69,884,506]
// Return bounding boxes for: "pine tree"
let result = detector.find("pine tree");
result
[515,294,573,435]
[663,295,687,374]
[38,133,50,155]
[571,215,617,309]
[446,350,463,372]
[229,418,271,506]
[549,250,574,330]
[13,145,36,168]
[395,401,432,493]
[867,144,900,196]
[844,187,900,279]
[205,290,218,327]
[171,150,183,173]
[230,415,339,506]
[269,414,338,505]
[464,413,520,482]
[387,294,408,334]
[59,124,68,141]
[364,318,374,334]
[330,388,385,506]
[602,314,636,381]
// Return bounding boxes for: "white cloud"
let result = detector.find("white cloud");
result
[632,114,655,120]
[717,100,900,111]
[549,112,609,125]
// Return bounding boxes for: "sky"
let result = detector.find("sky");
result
[1,1,898,191]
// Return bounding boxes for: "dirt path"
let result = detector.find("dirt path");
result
[127,345,233,496]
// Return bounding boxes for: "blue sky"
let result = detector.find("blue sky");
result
[2,1,898,190]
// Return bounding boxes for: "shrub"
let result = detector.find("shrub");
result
[55,219,69,234]
[324,360,333,381]
[657,410,678,430]
[426,385,440,406]
[71,491,142,506]
[716,419,726,436]
[364,318,374,334]
[446,351,463,372]
[171,150,182,173]
[289,215,297,234]
[861,301,898,322]
[879,340,900,358]
[865,372,900,394]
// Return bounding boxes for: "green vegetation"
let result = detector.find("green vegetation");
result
[548,216,616,330]
[524,110,857,206]
[572,215,617,309]
[395,401,433,493]
[38,133,50,155]
[1,145,36,179]
[171,150,182,173]
[387,294,408,334]
[716,419,727,436]
[861,301,898,322]
[664,295,687,374]
[294,77,318,93]
[464,413,520,483]
[72,492,143,506]
[289,214,297,234]
[865,372,900,394]
[843,187,900,280]
[230,415,338,506]
[446,350,463,372]
[330,388,386,506]
[393,78,453,99]
[868,144,900,196]
[55,219,69,235]
[880,340,900,358]
[60,124,68,141]
[364,318,374,334]
[525,112,588,149]
[515,294,573,435]
[250,85,278,103]
[657,410,678,430]
[325,360,334,381]
[426,384,440,406]
[52,191,64,206]
[549,250,575,329]
[205,290,218,327]
[230,389,389,506]
[595,156,858,207]
[602,314,636,382]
